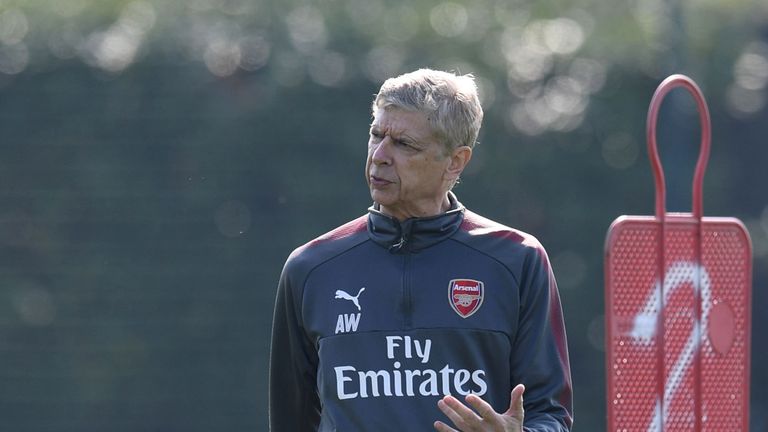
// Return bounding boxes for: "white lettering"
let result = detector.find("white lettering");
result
[439,365,454,394]
[333,336,490,401]
[414,338,431,363]
[405,369,420,396]
[359,370,392,398]
[335,313,361,334]
[345,313,361,332]
[335,315,344,334]
[453,369,471,395]
[386,336,401,359]
[392,362,403,396]
[335,366,358,399]
[472,370,487,396]
[386,335,432,363]
[404,335,412,359]
[334,364,488,400]
[419,369,439,396]
[455,286,479,292]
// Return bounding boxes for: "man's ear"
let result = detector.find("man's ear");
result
[445,145,473,183]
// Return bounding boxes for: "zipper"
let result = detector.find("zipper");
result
[402,254,412,328]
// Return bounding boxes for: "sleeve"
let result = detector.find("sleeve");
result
[269,256,321,432]
[512,245,574,431]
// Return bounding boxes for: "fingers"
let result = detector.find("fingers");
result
[506,384,526,419]
[437,393,504,431]
[464,393,498,422]
[436,387,525,431]
[433,420,458,432]
[437,395,477,430]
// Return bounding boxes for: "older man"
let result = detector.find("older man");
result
[269,69,573,431]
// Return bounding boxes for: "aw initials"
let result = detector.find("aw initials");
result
[335,313,361,334]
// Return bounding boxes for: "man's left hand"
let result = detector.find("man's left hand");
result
[434,384,525,432]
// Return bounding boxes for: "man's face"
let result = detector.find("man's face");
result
[365,106,453,220]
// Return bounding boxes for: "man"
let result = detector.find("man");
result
[270,69,573,431]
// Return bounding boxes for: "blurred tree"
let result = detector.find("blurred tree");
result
[0,0,766,431]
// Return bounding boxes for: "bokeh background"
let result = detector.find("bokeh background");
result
[1,0,766,430]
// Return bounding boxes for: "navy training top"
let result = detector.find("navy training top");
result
[269,193,573,431]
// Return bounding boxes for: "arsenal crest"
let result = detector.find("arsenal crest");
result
[449,279,484,318]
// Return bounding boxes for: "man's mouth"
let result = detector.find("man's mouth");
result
[369,175,393,186]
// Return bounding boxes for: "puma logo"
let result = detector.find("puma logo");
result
[335,287,366,311]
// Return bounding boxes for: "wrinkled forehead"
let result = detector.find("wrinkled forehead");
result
[371,106,451,152]
[373,102,421,116]
[372,105,434,127]
[371,106,431,133]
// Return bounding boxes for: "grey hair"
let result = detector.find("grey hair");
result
[371,68,484,153]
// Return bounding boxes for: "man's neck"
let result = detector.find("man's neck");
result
[379,195,452,221]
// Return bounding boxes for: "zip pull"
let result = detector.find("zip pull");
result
[389,220,413,253]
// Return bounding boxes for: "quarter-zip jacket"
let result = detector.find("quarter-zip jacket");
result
[269,194,573,431]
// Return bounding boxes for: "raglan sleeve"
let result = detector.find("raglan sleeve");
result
[269,254,321,432]
[512,244,574,431]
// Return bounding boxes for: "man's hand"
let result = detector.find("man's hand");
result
[434,384,525,432]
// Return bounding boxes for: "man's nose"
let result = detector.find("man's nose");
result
[371,138,392,165]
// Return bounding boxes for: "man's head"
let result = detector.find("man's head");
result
[372,69,484,154]
[365,69,484,221]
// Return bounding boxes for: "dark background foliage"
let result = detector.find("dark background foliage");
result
[1,0,766,430]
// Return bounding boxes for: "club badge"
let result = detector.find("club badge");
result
[449,279,484,318]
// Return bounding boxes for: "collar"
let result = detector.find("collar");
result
[367,192,465,254]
